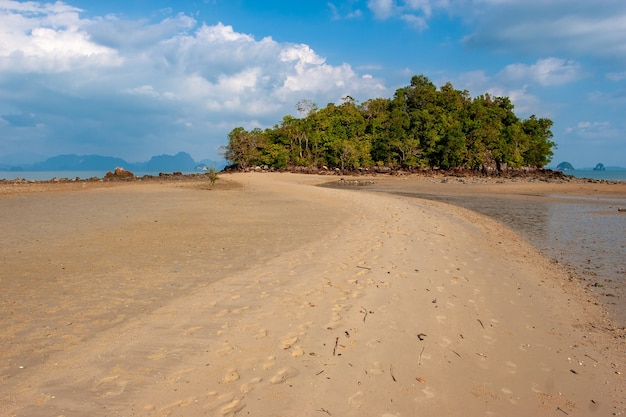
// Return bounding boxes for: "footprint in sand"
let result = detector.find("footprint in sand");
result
[290,345,305,357]
[262,355,276,370]
[223,369,240,383]
[348,391,364,408]
[505,361,517,374]
[270,367,298,384]
[183,326,203,336]
[215,341,235,356]
[148,348,168,361]
[420,386,436,399]
[232,306,250,314]
[214,309,231,318]
[366,339,382,349]
[482,334,497,345]
[501,387,518,404]
[159,397,198,413]
[239,377,262,394]
[439,337,452,348]
[91,374,128,397]
[366,361,384,375]
[281,335,299,350]
[220,399,245,416]
[325,307,344,329]
[205,392,245,416]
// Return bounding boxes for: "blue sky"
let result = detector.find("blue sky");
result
[1,0,625,168]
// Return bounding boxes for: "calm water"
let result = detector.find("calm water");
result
[0,170,203,181]
[565,169,626,182]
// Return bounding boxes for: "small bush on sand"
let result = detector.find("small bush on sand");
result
[208,168,219,185]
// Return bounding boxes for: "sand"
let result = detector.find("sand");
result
[0,172,624,416]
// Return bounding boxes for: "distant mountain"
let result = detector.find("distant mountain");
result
[2,152,227,173]
[139,152,196,172]
[31,154,128,171]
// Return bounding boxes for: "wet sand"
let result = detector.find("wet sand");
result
[1,173,624,416]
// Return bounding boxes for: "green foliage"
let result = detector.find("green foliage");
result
[208,167,219,185]
[222,75,556,171]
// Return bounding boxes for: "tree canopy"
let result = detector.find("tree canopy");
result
[222,75,556,171]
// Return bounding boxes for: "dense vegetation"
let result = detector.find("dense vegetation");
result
[223,75,556,171]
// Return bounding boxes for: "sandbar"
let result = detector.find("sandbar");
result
[0,172,624,416]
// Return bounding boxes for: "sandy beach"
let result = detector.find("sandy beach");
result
[1,172,624,416]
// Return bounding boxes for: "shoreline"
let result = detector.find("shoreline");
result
[1,172,624,416]
[325,174,626,327]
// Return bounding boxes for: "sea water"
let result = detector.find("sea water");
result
[566,170,626,182]
[0,170,202,181]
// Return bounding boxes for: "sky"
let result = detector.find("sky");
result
[1,0,625,168]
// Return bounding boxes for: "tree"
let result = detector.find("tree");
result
[296,99,318,117]
[222,127,267,168]
[361,98,393,165]
[222,74,557,171]
[522,116,556,167]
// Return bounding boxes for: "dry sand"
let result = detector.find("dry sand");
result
[0,172,624,416]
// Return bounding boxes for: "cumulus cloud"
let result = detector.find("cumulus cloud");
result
[366,0,450,29]
[328,2,364,19]
[0,2,387,161]
[0,1,121,72]
[565,121,618,138]
[462,0,626,61]
[400,13,428,30]
[498,58,583,86]
[366,0,626,61]
[368,0,396,19]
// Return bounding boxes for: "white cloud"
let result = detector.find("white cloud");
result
[0,1,121,72]
[366,0,450,27]
[400,13,428,30]
[0,2,388,161]
[499,58,583,86]
[565,121,618,138]
[368,0,396,19]
[607,71,626,81]
[279,44,326,68]
[362,0,626,64]
[462,0,626,61]
[328,2,363,19]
